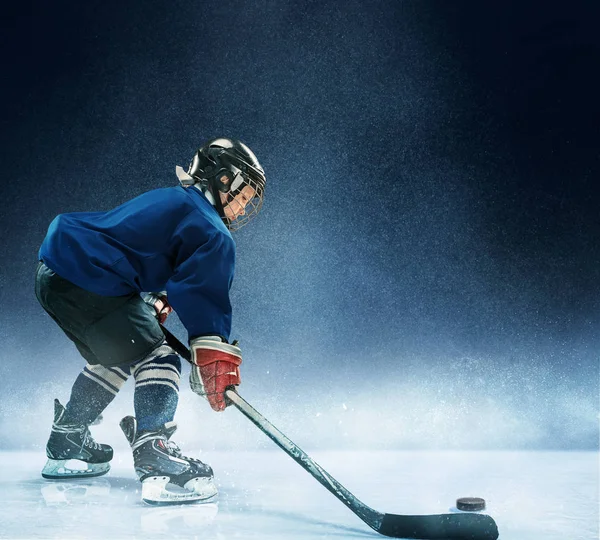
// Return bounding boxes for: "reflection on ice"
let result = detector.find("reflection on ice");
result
[139,504,219,533]
[36,473,219,537]
[40,478,111,505]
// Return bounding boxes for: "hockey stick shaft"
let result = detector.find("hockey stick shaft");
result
[161,325,498,539]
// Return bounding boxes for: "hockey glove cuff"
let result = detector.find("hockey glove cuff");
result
[190,336,242,412]
[143,292,173,324]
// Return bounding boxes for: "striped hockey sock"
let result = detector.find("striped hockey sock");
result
[64,364,130,425]
[132,343,181,432]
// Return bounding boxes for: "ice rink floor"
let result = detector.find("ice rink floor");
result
[0,449,597,540]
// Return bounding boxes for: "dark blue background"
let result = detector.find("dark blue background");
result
[1,1,598,450]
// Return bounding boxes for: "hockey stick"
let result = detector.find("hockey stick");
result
[161,325,499,540]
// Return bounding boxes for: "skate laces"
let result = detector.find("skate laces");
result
[81,428,102,451]
[54,421,102,451]
[161,436,202,464]
[165,439,182,457]
[160,436,188,460]
[133,429,202,464]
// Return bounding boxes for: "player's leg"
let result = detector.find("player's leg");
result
[36,262,119,477]
[63,363,131,425]
[120,343,217,504]
[39,326,133,478]
[42,362,131,476]
[35,261,156,478]
[131,343,181,431]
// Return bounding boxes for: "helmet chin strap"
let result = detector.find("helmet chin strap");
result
[194,184,216,205]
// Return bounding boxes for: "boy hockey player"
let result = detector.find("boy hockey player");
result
[35,138,266,504]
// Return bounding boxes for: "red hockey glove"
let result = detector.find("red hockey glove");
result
[190,336,242,412]
[144,292,173,324]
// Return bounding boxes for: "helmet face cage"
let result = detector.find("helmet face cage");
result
[187,139,266,231]
[221,171,264,231]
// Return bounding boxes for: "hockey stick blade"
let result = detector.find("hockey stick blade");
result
[378,512,498,539]
[160,326,499,539]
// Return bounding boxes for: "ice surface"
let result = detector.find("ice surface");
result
[0,450,597,539]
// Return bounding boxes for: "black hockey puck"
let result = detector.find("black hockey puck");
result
[456,497,486,511]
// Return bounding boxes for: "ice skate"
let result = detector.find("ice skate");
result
[120,415,217,505]
[41,399,113,479]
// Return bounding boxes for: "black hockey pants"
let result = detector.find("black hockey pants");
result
[35,261,165,367]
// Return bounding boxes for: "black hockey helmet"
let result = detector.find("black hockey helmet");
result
[186,138,266,231]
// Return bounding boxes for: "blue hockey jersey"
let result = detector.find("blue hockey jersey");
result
[39,186,235,341]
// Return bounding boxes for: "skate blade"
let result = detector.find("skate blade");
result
[141,476,218,505]
[41,458,110,479]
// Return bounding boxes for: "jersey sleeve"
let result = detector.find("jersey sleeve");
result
[165,209,236,342]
